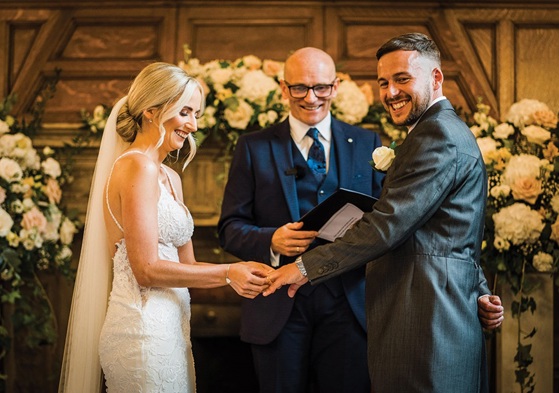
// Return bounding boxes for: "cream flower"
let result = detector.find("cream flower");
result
[550,194,559,214]
[502,154,542,186]
[490,184,511,199]
[0,119,10,135]
[262,60,283,78]
[41,157,62,178]
[493,203,544,245]
[209,67,234,86]
[470,125,483,138]
[332,80,369,124]
[0,186,5,204]
[533,251,554,272]
[493,123,515,139]
[0,157,23,182]
[236,70,280,107]
[493,236,510,251]
[241,55,262,70]
[224,99,254,130]
[521,125,551,145]
[60,218,77,245]
[533,109,558,129]
[506,98,552,128]
[0,207,14,237]
[476,137,499,164]
[372,146,396,172]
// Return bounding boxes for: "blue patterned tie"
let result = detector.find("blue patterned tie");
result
[306,127,326,175]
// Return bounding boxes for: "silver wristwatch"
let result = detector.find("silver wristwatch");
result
[294,256,307,277]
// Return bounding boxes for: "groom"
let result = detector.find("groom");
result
[264,33,504,393]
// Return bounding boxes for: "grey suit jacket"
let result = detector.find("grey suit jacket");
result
[302,100,491,393]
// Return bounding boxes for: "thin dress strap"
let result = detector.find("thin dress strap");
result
[160,166,190,215]
[105,150,147,233]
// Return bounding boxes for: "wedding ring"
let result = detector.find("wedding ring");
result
[296,246,300,253]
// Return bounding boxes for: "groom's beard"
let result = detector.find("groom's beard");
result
[385,86,431,126]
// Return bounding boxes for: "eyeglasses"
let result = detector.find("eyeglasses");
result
[284,80,337,98]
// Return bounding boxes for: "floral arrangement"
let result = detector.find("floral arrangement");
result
[0,93,80,384]
[81,46,405,157]
[469,98,559,392]
[177,45,400,155]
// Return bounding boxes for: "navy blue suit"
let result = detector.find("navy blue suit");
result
[218,117,383,392]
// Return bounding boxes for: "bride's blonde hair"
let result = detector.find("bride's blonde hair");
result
[117,62,204,169]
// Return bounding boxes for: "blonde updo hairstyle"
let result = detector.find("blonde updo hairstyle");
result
[116,62,204,169]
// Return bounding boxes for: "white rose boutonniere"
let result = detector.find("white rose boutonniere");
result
[370,141,397,172]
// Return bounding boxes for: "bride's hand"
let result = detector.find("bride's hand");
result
[227,262,274,299]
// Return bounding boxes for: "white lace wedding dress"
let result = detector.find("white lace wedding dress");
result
[99,153,196,392]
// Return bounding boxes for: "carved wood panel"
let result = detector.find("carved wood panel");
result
[1,3,559,392]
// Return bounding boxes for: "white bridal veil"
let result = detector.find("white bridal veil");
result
[58,97,129,393]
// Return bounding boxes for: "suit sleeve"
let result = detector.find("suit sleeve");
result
[303,120,464,282]
[217,136,276,264]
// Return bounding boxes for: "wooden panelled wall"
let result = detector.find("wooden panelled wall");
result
[1,1,559,392]
[1,1,559,224]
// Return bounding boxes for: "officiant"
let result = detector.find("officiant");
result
[217,47,383,393]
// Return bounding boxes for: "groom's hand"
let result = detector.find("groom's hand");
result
[263,263,308,297]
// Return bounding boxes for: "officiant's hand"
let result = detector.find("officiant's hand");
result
[271,222,318,257]
[263,263,308,297]
[478,295,504,329]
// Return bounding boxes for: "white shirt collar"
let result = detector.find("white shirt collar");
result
[288,112,332,143]
[407,96,447,133]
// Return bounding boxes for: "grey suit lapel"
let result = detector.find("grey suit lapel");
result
[270,122,300,221]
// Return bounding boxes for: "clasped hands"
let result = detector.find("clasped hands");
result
[233,222,318,299]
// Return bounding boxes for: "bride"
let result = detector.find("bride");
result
[58,62,273,392]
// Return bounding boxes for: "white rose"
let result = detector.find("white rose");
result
[506,99,552,128]
[372,146,396,171]
[550,194,559,214]
[41,157,62,178]
[60,218,77,245]
[236,70,279,106]
[209,68,234,86]
[332,80,369,124]
[55,245,73,266]
[493,123,515,139]
[476,137,499,164]
[224,99,254,130]
[533,251,554,272]
[0,207,14,237]
[489,184,511,199]
[502,154,542,186]
[521,125,551,145]
[470,125,482,138]
[0,157,23,182]
[198,106,217,129]
[493,203,544,245]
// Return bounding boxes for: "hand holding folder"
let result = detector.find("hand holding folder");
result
[299,188,377,242]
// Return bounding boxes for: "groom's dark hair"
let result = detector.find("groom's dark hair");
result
[376,32,441,66]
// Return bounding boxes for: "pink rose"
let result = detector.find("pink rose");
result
[262,60,283,78]
[44,178,62,204]
[510,177,542,204]
[22,206,47,232]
